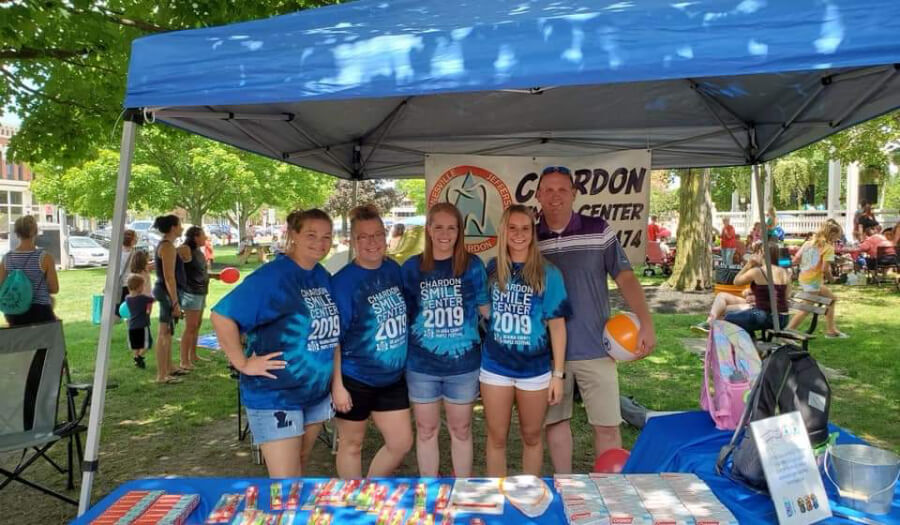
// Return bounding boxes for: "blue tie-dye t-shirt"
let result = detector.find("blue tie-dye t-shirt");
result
[402,254,489,376]
[332,259,407,387]
[211,255,339,410]
[482,259,571,379]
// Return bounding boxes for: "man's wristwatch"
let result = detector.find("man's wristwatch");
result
[551,370,566,379]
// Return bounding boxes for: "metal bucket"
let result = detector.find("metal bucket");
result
[824,444,900,515]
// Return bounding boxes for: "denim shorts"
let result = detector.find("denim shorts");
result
[181,291,207,311]
[724,308,789,336]
[405,369,480,404]
[245,395,333,444]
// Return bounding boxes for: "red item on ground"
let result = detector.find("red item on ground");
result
[593,447,631,473]
[219,267,240,284]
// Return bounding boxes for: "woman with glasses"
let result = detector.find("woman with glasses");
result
[331,205,412,478]
[401,202,489,477]
[481,205,570,476]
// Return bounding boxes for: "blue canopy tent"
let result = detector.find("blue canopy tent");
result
[79,0,900,514]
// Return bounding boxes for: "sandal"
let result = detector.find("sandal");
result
[171,368,191,376]
[824,331,849,339]
[156,376,182,384]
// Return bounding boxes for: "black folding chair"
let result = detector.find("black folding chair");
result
[867,246,898,286]
[0,321,91,506]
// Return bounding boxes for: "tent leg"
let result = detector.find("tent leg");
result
[752,164,781,333]
[77,119,139,516]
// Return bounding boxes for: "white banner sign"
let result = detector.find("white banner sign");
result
[750,411,832,524]
[425,151,652,264]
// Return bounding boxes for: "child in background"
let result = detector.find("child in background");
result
[130,249,153,296]
[125,274,155,368]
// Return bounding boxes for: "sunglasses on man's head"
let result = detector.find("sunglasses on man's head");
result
[541,166,572,176]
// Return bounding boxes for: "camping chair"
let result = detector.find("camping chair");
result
[0,321,91,506]
[866,246,898,286]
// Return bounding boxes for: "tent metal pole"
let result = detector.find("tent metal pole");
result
[755,80,828,159]
[77,118,140,516]
[227,120,283,158]
[285,120,355,176]
[690,82,749,162]
[829,65,898,128]
[752,163,781,333]
[360,98,410,172]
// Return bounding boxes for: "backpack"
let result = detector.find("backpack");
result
[716,343,831,491]
[0,251,38,315]
[701,321,762,430]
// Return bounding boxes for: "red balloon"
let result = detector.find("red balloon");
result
[220,267,240,284]
[593,448,631,473]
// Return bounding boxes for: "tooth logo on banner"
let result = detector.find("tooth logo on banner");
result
[427,165,513,254]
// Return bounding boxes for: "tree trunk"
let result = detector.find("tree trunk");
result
[189,208,204,227]
[665,168,714,291]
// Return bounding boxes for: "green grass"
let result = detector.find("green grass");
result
[1,252,898,523]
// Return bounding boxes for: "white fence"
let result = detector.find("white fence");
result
[712,210,899,237]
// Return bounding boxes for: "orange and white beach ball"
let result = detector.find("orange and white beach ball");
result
[603,312,643,362]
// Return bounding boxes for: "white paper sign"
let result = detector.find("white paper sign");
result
[750,411,832,524]
[425,151,651,265]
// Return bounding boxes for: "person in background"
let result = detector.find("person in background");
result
[858,226,897,271]
[481,205,570,476]
[749,221,762,247]
[892,223,900,246]
[647,215,660,243]
[125,274,154,369]
[535,166,656,474]
[387,223,405,253]
[719,217,737,268]
[115,229,137,319]
[401,202,489,478]
[693,242,791,338]
[178,226,212,369]
[0,215,59,326]
[203,237,215,268]
[211,209,339,478]
[152,214,187,384]
[786,221,847,338]
[332,205,412,478]
[765,208,777,236]
[130,249,153,296]
[855,201,879,242]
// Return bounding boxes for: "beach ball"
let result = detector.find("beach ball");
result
[602,312,643,362]
[118,301,130,319]
[220,267,240,284]
[593,448,631,473]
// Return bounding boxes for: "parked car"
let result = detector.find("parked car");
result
[67,236,109,267]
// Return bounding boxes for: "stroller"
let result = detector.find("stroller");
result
[643,240,674,276]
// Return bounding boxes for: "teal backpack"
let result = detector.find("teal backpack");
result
[0,251,38,315]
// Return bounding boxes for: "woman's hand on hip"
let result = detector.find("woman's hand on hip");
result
[239,351,286,379]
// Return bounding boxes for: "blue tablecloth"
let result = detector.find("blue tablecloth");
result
[72,477,566,524]
[623,411,900,524]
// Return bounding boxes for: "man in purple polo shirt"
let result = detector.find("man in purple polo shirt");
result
[535,166,656,474]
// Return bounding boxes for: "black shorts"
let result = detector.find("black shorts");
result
[128,326,153,350]
[335,375,410,421]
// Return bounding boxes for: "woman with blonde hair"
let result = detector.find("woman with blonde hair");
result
[212,209,339,477]
[786,221,846,338]
[481,205,570,476]
[0,215,59,326]
[401,202,489,477]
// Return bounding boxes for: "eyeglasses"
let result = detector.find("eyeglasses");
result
[541,166,572,176]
